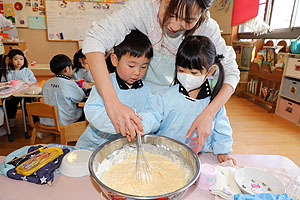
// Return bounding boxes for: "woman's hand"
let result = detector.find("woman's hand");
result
[186,109,214,153]
[106,100,143,140]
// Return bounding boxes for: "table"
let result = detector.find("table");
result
[0,83,42,142]
[0,153,299,200]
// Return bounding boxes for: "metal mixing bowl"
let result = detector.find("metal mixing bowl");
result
[89,135,201,200]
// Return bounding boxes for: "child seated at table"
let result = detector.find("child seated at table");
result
[41,54,86,127]
[76,30,153,149]
[0,49,36,127]
[72,49,94,83]
[0,108,7,136]
[140,36,236,164]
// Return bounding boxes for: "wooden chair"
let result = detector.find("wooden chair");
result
[60,121,88,145]
[26,102,64,145]
[26,102,88,145]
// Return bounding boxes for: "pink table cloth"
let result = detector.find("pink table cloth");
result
[0,153,299,200]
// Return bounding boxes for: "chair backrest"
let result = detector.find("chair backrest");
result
[26,102,61,132]
[61,121,88,145]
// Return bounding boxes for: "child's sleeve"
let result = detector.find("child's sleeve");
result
[140,93,164,134]
[66,82,86,103]
[85,71,94,82]
[27,69,37,82]
[211,106,233,155]
[84,86,117,134]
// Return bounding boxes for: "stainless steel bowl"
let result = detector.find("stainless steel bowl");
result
[89,135,201,200]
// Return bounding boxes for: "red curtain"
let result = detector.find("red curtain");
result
[231,0,260,26]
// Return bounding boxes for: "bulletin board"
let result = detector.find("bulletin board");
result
[45,0,125,41]
[1,0,45,28]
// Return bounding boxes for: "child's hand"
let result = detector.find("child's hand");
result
[124,119,142,142]
[217,154,236,165]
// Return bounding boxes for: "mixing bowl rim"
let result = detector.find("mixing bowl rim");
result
[89,135,201,199]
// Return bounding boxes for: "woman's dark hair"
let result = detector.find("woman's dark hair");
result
[50,54,73,75]
[1,49,28,81]
[174,35,224,101]
[73,49,85,72]
[113,30,153,60]
[163,0,213,37]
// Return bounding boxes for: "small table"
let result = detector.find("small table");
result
[0,153,299,200]
[0,83,42,142]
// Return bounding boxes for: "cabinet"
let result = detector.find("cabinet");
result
[3,41,27,54]
[242,62,283,113]
[276,54,300,125]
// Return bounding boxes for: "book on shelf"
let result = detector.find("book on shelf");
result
[264,88,274,102]
[272,90,279,103]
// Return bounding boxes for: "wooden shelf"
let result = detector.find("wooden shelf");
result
[242,62,283,113]
[242,92,276,106]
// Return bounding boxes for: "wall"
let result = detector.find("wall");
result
[210,0,234,45]
[17,28,78,64]
[210,1,233,34]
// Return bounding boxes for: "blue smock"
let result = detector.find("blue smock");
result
[1,68,36,82]
[141,84,233,155]
[76,73,152,149]
[41,75,86,126]
[72,68,94,82]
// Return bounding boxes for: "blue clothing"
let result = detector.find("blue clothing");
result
[72,68,94,82]
[1,68,36,82]
[234,193,292,200]
[76,73,152,149]
[140,84,233,155]
[41,76,86,126]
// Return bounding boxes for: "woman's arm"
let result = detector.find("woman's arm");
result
[188,17,239,153]
[85,52,142,139]
[186,83,233,153]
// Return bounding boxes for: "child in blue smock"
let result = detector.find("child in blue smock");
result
[140,36,236,164]
[76,30,153,149]
[1,49,36,127]
[41,54,86,126]
[72,49,93,83]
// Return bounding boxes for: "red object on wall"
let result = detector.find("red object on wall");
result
[231,0,259,26]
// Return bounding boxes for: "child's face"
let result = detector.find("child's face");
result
[112,53,150,86]
[177,66,207,76]
[11,54,24,70]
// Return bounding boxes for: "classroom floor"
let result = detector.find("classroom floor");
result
[0,95,300,167]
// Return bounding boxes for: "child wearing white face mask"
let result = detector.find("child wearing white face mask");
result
[140,35,235,164]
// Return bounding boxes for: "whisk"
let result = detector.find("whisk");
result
[135,134,152,183]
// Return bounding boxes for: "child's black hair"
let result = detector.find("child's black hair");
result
[113,30,153,60]
[1,49,28,81]
[73,49,85,73]
[50,54,73,75]
[174,35,225,101]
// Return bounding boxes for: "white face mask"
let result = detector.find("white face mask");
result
[177,72,207,92]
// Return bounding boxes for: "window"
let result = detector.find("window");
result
[238,0,300,39]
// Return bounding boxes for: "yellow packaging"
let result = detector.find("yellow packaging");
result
[16,147,63,176]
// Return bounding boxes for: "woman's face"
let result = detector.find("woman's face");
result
[159,0,202,37]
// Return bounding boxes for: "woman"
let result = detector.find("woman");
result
[82,0,239,153]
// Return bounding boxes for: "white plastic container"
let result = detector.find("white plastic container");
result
[60,149,93,177]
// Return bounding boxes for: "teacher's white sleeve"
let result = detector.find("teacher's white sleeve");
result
[82,0,152,54]
[195,18,240,89]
